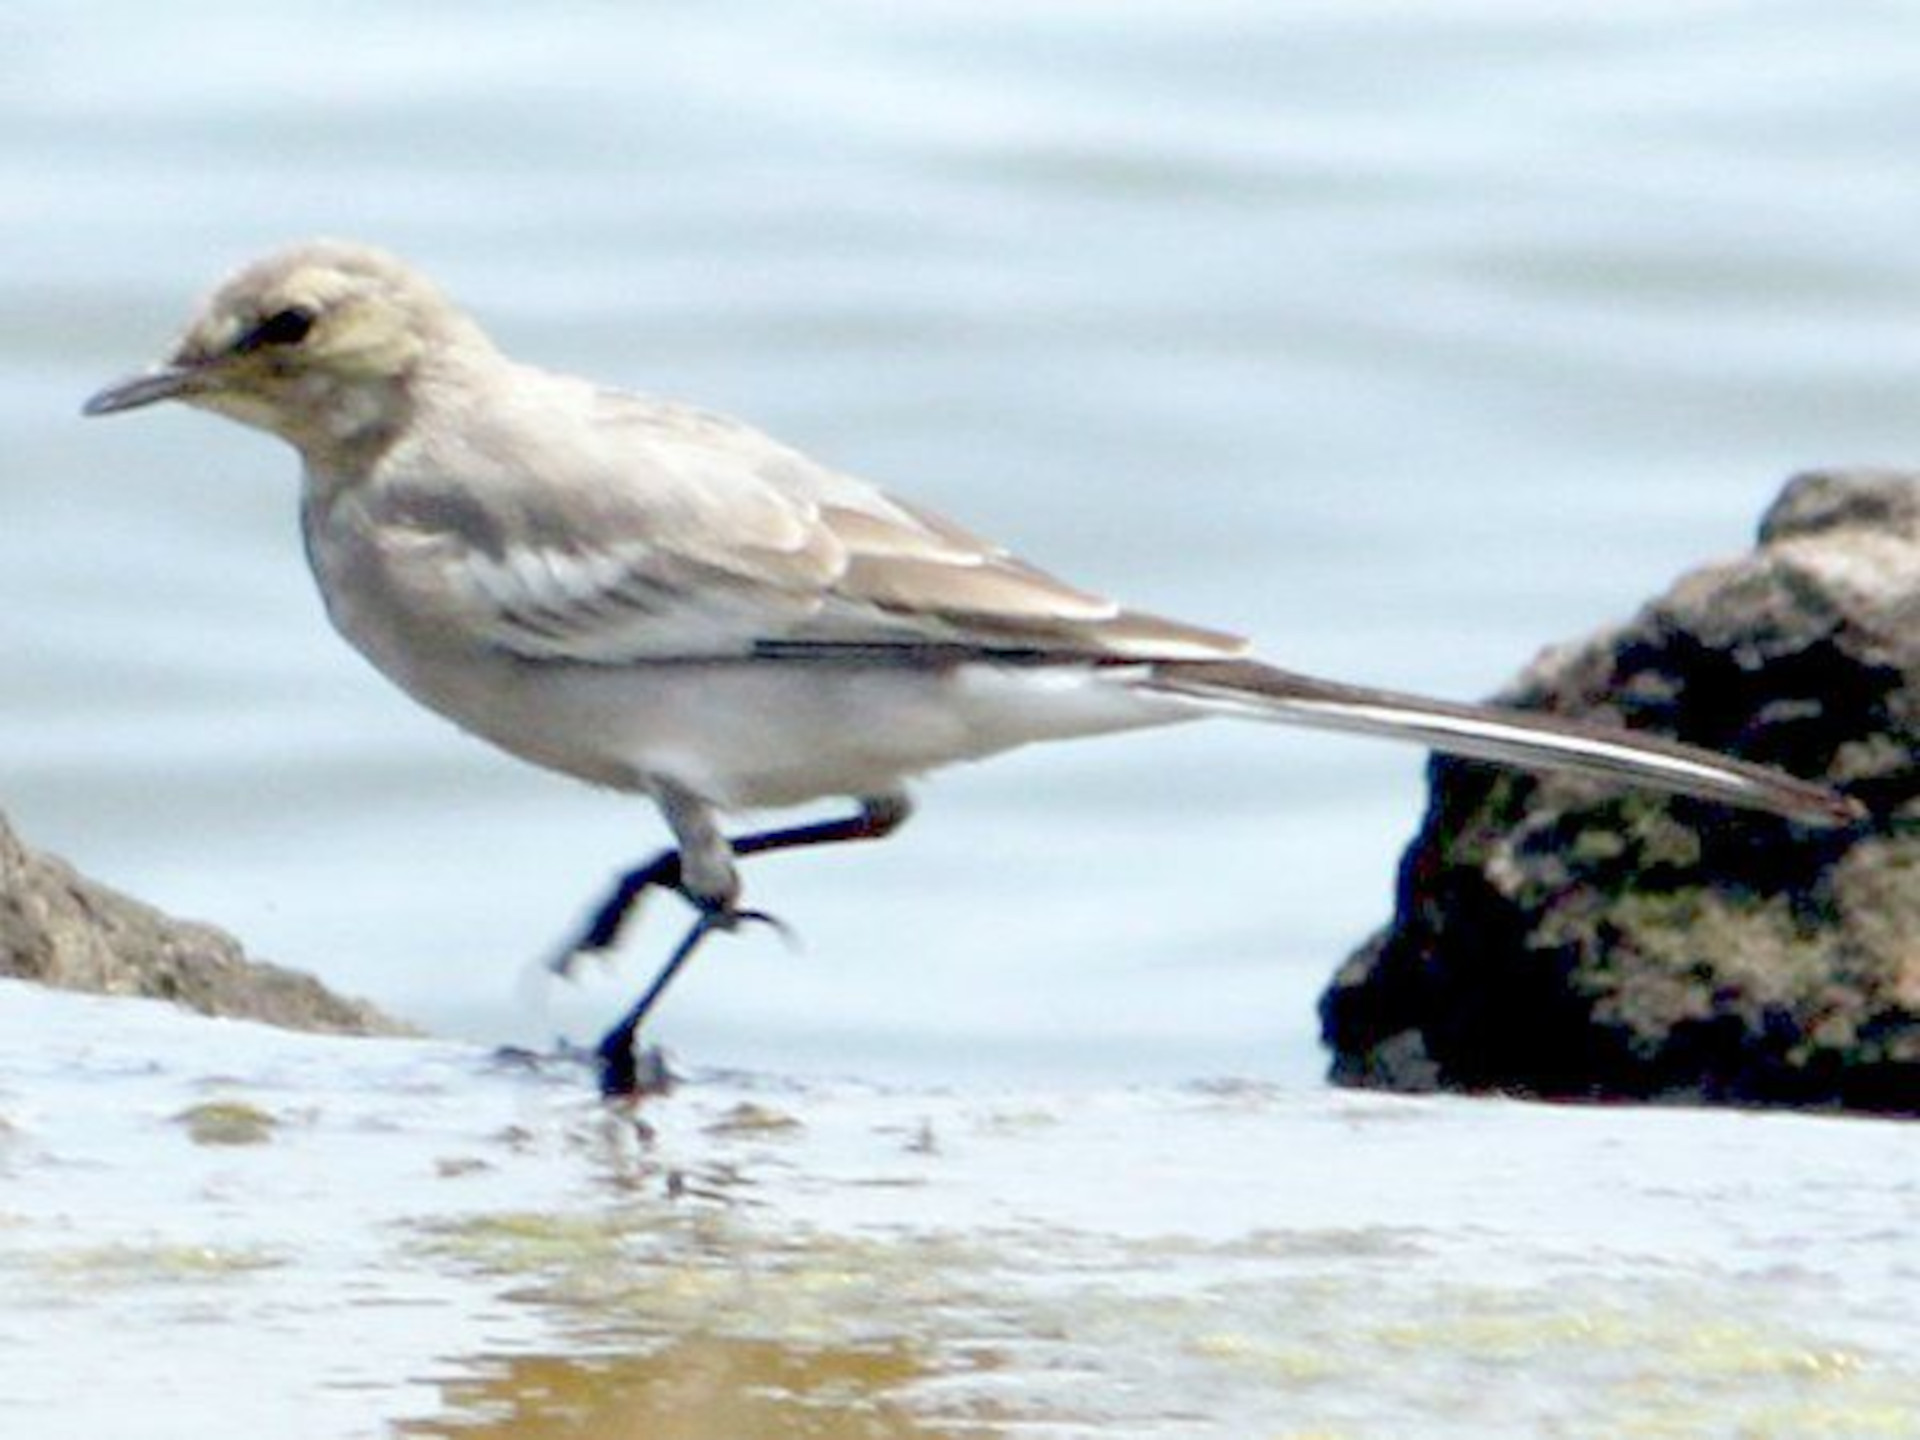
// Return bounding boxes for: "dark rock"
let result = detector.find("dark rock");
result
[0,809,403,1036]
[1321,468,1920,1115]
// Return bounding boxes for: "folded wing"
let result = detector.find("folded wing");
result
[380,389,1247,665]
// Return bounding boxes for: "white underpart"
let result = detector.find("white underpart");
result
[590,661,1188,811]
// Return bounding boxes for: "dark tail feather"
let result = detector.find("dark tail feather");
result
[1147,659,1864,827]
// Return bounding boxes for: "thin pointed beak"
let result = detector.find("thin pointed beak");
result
[82,363,207,417]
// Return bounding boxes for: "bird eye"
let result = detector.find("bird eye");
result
[236,306,317,353]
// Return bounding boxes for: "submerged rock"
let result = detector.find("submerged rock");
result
[1321,469,1920,1114]
[0,809,400,1035]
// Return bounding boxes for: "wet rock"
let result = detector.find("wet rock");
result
[1321,468,1920,1115]
[0,809,402,1035]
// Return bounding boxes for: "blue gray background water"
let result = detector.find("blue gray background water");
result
[8,1,1920,1082]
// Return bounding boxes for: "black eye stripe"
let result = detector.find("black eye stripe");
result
[235,306,317,353]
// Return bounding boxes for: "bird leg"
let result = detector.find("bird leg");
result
[575,790,913,1096]
[551,791,913,971]
[594,902,781,1096]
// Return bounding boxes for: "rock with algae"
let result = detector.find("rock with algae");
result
[0,807,400,1035]
[1322,469,1920,1113]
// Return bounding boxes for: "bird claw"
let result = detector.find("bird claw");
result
[556,899,795,982]
[709,905,795,946]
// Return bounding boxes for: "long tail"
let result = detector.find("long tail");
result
[1146,658,1865,827]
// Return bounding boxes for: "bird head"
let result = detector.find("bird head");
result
[84,240,487,458]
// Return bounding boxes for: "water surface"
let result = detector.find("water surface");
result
[4,985,1913,1438]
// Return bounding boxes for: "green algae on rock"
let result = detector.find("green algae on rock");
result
[1323,469,1920,1113]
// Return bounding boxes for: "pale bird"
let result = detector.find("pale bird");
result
[83,241,1864,1093]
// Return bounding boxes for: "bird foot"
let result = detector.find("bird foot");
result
[593,1036,676,1100]
[709,905,796,947]
[593,902,794,1098]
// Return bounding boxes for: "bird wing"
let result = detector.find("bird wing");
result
[376,385,1247,665]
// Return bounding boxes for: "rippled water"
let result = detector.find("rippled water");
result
[5,984,1914,1439]
[9,4,1920,1070]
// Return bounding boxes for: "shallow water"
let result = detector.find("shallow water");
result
[3,985,1914,1438]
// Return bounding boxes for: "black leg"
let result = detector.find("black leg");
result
[551,794,911,973]
[568,851,685,956]
[595,904,779,1097]
[572,792,913,1095]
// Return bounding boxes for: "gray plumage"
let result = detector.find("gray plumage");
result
[85,240,1863,940]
